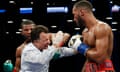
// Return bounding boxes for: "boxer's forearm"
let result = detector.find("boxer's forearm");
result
[86,48,107,63]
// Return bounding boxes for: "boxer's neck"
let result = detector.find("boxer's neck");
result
[85,14,97,29]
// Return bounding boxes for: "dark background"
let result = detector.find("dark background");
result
[0,0,120,72]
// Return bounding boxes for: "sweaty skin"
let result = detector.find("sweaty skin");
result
[81,21,113,72]
[15,41,27,72]
[72,1,114,71]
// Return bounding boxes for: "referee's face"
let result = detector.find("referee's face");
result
[38,32,51,50]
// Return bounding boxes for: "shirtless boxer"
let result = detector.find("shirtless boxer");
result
[14,19,36,72]
[71,0,115,72]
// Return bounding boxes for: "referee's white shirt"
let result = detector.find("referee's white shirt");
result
[20,42,75,72]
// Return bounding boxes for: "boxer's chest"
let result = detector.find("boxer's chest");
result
[83,30,96,47]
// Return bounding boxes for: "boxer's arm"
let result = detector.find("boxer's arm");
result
[86,24,110,63]
[14,48,21,72]
[14,57,20,72]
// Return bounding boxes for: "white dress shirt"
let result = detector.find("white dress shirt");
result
[20,42,75,72]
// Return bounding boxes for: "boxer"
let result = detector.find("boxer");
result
[70,0,115,72]
[14,19,36,72]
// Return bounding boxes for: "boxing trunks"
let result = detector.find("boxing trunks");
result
[85,59,114,72]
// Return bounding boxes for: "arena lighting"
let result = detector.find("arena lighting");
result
[6,32,9,34]
[51,25,57,28]
[30,2,34,4]
[22,19,30,21]
[20,7,32,14]
[92,8,96,12]
[47,6,68,13]
[67,20,73,22]
[74,27,80,30]
[16,32,21,34]
[112,29,117,31]
[18,29,22,31]
[7,21,14,23]
[109,1,113,4]
[112,5,120,12]
[106,17,112,20]
[72,0,77,2]
[112,22,118,24]
[0,9,6,13]
[9,1,15,4]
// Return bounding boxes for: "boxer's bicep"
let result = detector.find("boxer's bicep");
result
[95,32,109,58]
[95,24,110,57]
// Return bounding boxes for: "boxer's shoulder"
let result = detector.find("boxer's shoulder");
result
[16,43,26,57]
[97,20,111,29]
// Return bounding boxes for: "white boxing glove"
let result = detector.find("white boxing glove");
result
[68,34,89,55]
[52,31,64,47]
[68,34,82,50]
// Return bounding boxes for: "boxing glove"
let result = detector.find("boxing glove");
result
[68,35,89,55]
[3,59,14,72]
[52,31,64,47]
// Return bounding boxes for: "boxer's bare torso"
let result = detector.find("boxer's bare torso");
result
[82,21,114,72]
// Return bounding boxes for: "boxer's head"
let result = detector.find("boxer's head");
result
[72,0,93,28]
[21,19,36,40]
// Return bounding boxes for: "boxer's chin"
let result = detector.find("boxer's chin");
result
[77,17,85,28]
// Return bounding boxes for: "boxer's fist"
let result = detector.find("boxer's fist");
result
[51,31,70,47]
[68,34,89,55]
[52,31,64,47]
[63,33,70,43]
[68,34,82,49]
